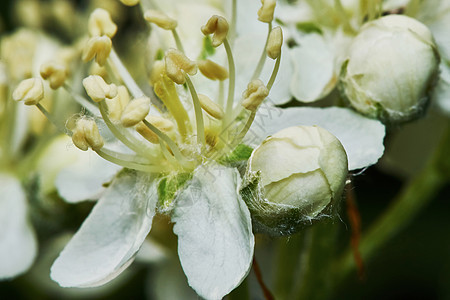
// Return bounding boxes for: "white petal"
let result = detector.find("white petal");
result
[288,33,336,102]
[51,171,157,287]
[172,164,254,300]
[55,150,122,203]
[0,173,37,279]
[434,62,450,115]
[247,106,385,170]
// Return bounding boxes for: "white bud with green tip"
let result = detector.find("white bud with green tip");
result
[339,15,440,124]
[241,125,348,236]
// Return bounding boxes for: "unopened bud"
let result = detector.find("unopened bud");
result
[201,15,229,47]
[258,0,276,23]
[120,0,139,6]
[72,118,104,151]
[198,94,224,120]
[121,96,151,127]
[12,78,44,105]
[242,79,269,111]
[198,59,228,81]
[82,35,112,66]
[242,125,348,236]
[339,15,440,124]
[106,85,130,120]
[83,75,118,102]
[88,8,117,38]
[40,62,67,89]
[164,49,197,84]
[144,10,177,30]
[267,26,283,59]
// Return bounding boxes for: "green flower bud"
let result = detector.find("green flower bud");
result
[241,126,348,236]
[339,15,440,124]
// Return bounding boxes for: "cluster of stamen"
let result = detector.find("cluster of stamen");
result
[12,0,283,174]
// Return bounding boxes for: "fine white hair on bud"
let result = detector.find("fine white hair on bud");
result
[242,125,348,236]
[201,15,229,47]
[88,8,117,38]
[258,0,276,23]
[120,96,151,127]
[242,79,269,111]
[40,61,68,89]
[106,85,130,120]
[198,94,224,120]
[266,26,283,59]
[144,10,178,30]
[164,48,198,84]
[12,78,44,105]
[72,118,104,151]
[82,35,112,66]
[198,59,229,81]
[339,14,440,124]
[83,75,118,102]
[119,0,140,6]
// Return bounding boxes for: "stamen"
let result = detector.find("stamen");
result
[266,26,283,60]
[242,79,269,111]
[108,49,146,98]
[198,94,224,120]
[251,23,272,80]
[72,118,104,151]
[136,116,175,144]
[198,59,229,81]
[98,100,156,159]
[334,0,356,33]
[229,0,237,42]
[144,10,178,30]
[96,148,164,173]
[36,103,69,135]
[184,76,206,147]
[40,62,68,89]
[223,38,236,123]
[152,70,191,138]
[201,15,229,47]
[257,0,276,23]
[83,75,118,102]
[82,35,112,66]
[63,84,101,116]
[266,55,281,91]
[143,119,193,167]
[107,85,130,121]
[12,78,44,106]
[120,96,151,127]
[164,48,197,85]
[88,8,117,38]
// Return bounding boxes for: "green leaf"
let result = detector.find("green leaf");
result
[296,22,323,34]
[219,144,253,165]
[157,172,193,209]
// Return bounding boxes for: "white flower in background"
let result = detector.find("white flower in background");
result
[339,14,440,123]
[15,2,385,299]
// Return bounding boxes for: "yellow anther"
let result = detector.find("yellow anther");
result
[198,94,224,120]
[82,35,112,66]
[198,59,229,81]
[88,8,118,38]
[120,96,151,127]
[258,0,276,23]
[144,10,178,30]
[106,85,130,120]
[120,0,140,6]
[146,115,175,132]
[83,75,118,102]
[266,26,283,59]
[164,48,197,84]
[136,121,159,144]
[12,78,44,106]
[242,79,269,111]
[72,118,104,151]
[149,60,166,85]
[40,61,68,89]
[201,15,229,47]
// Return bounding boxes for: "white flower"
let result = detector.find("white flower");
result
[14,3,386,300]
